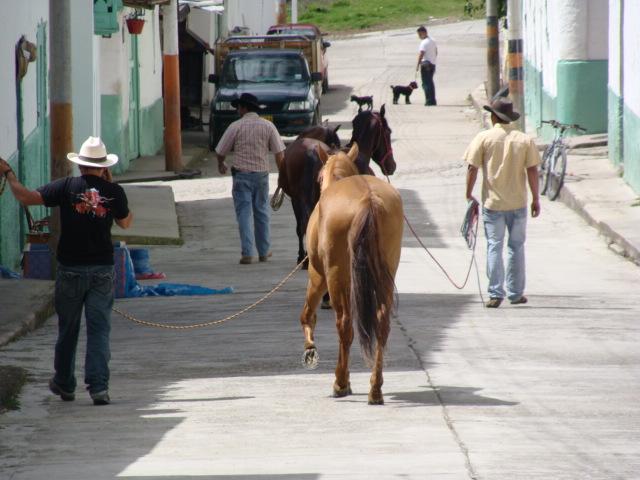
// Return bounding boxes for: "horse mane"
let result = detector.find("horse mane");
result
[348,193,396,362]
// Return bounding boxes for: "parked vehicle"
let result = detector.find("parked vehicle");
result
[266,23,331,92]
[208,36,323,150]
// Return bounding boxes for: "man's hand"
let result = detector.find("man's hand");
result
[531,199,541,218]
[217,154,228,175]
[0,158,13,176]
[102,168,113,183]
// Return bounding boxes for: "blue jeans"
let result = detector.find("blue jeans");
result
[420,63,437,105]
[482,207,527,300]
[53,264,114,394]
[232,170,271,257]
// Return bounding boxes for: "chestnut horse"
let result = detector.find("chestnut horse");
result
[276,107,396,265]
[300,143,404,405]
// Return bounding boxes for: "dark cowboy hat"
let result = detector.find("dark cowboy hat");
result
[231,93,263,111]
[483,98,520,123]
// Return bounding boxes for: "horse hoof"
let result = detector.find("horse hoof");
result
[320,299,332,310]
[333,383,352,398]
[302,347,319,370]
[368,394,384,405]
[301,258,309,270]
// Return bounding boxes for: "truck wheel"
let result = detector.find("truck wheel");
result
[312,107,322,126]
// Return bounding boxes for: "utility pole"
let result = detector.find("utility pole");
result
[49,0,73,262]
[486,0,500,99]
[507,0,524,130]
[162,0,183,171]
[292,0,298,23]
[277,0,287,24]
[50,0,73,181]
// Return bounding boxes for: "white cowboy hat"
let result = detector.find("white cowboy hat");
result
[67,136,119,168]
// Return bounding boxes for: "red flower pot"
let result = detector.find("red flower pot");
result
[126,18,145,35]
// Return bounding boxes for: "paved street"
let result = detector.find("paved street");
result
[1,20,640,479]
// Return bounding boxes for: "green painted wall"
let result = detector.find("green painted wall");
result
[608,89,624,168]
[557,60,608,134]
[524,58,557,141]
[622,103,640,193]
[101,94,164,175]
[101,94,128,174]
[0,122,50,270]
[139,97,164,156]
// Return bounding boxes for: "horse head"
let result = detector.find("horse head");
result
[350,105,396,176]
[298,123,342,149]
[317,143,359,192]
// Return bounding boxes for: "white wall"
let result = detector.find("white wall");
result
[71,0,95,149]
[224,0,277,36]
[138,7,163,108]
[609,0,622,98]
[624,0,640,117]
[0,0,48,157]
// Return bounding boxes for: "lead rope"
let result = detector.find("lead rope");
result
[385,175,485,306]
[113,256,307,330]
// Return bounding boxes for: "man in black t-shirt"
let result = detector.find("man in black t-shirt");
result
[0,137,132,405]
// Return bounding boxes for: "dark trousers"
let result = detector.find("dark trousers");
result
[420,63,437,106]
[54,264,114,394]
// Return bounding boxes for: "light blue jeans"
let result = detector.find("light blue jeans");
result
[54,264,114,395]
[232,170,271,257]
[482,207,527,300]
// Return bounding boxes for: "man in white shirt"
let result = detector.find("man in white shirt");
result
[416,25,438,106]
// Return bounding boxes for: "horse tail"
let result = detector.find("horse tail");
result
[349,196,396,362]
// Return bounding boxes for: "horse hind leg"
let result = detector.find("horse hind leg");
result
[300,266,326,369]
[291,199,308,267]
[368,307,390,405]
[332,299,353,398]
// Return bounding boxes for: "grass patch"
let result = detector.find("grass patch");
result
[298,0,477,33]
[0,366,29,413]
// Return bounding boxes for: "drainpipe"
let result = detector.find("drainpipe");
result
[49,0,74,263]
[486,0,500,98]
[162,0,183,172]
[507,0,524,130]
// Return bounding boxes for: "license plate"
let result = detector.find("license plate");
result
[260,114,273,122]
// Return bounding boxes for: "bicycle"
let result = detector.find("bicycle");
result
[539,120,586,201]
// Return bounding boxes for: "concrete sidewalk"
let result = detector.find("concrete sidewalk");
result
[470,85,640,266]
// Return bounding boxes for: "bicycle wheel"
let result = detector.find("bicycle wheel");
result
[546,147,567,201]
[539,144,553,195]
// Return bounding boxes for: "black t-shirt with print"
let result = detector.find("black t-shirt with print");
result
[38,175,129,266]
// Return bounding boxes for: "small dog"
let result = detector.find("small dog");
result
[390,81,419,104]
[350,95,373,112]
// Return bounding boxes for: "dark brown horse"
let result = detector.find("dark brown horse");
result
[300,143,404,405]
[275,107,395,265]
[275,124,341,265]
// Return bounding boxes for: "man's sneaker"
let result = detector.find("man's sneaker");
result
[510,296,528,305]
[49,378,75,401]
[91,390,111,406]
[259,252,272,262]
[485,297,503,308]
[239,256,253,265]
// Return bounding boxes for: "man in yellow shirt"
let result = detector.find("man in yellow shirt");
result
[464,98,541,308]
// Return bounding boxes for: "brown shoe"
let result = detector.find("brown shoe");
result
[510,296,528,305]
[239,256,253,265]
[259,252,272,262]
[485,298,502,308]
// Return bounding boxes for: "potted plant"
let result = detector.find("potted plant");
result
[125,9,145,35]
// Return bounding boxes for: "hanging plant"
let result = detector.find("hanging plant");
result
[125,9,145,35]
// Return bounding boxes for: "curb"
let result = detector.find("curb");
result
[0,292,54,348]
